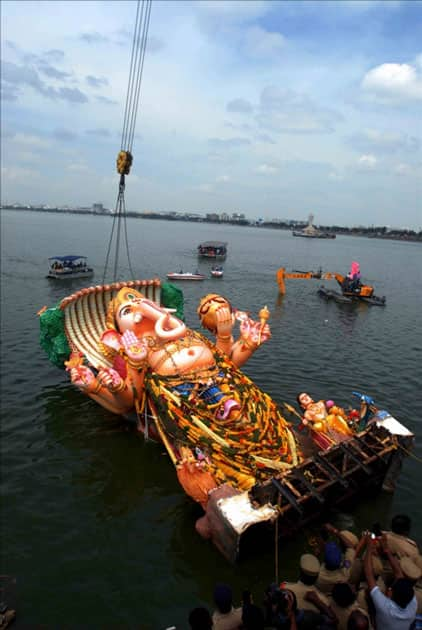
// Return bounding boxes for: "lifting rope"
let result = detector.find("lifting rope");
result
[103,0,152,283]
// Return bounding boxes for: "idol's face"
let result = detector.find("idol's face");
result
[116,299,144,334]
[298,393,314,409]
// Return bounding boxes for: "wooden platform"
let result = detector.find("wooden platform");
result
[203,424,413,563]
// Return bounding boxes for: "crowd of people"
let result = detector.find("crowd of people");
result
[179,513,421,630]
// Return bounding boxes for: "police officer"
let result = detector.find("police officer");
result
[283,553,331,614]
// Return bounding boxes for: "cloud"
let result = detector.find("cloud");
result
[226,98,253,113]
[95,95,118,105]
[257,86,342,134]
[1,165,41,181]
[242,26,286,58]
[197,1,271,24]
[86,75,109,88]
[78,32,109,45]
[357,154,377,169]
[57,87,88,103]
[1,60,88,103]
[37,62,71,80]
[1,83,20,101]
[147,35,165,53]
[66,162,90,172]
[85,128,111,137]
[361,61,422,102]
[208,137,251,151]
[328,171,344,181]
[255,133,276,144]
[393,163,416,176]
[347,129,420,155]
[216,174,231,182]
[12,133,51,149]
[256,163,278,174]
[44,49,65,63]
[53,128,78,142]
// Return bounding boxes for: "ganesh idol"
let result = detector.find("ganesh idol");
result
[68,287,300,499]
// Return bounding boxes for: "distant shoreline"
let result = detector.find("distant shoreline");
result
[2,205,421,242]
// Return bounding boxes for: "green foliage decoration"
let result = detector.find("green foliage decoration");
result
[39,305,71,369]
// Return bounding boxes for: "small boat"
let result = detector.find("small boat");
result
[198,241,227,260]
[166,271,206,281]
[46,255,94,280]
[211,266,224,278]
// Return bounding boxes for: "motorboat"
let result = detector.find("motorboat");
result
[211,266,224,278]
[166,271,206,281]
[46,255,94,280]
[197,241,227,260]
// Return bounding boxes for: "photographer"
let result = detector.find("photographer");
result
[363,532,417,629]
[264,584,336,629]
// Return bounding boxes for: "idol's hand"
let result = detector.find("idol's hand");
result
[240,318,271,345]
[97,367,125,392]
[215,306,234,338]
[121,330,148,365]
[70,366,99,393]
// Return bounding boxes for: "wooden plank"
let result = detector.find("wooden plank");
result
[271,478,303,515]
[291,469,325,504]
[314,454,349,488]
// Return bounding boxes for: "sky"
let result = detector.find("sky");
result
[1,0,421,229]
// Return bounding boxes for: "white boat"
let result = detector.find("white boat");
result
[47,255,94,280]
[166,271,206,281]
[292,214,336,239]
[211,266,224,278]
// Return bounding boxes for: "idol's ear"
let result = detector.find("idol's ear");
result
[106,297,116,330]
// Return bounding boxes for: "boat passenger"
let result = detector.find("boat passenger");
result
[212,583,242,630]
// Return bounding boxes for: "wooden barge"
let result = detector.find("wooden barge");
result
[200,421,413,563]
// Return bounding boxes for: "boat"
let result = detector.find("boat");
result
[277,264,386,305]
[211,266,224,278]
[317,286,386,306]
[46,255,94,280]
[198,241,227,260]
[292,214,336,239]
[166,271,206,281]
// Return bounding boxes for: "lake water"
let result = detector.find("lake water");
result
[1,210,421,628]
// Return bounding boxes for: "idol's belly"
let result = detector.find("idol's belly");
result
[149,344,215,376]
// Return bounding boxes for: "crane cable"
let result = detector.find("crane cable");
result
[103,0,152,283]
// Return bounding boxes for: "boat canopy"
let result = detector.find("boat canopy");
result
[198,241,227,249]
[49,255,88,261]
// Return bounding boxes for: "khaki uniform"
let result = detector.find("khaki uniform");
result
[385,531,420,560]
[327,600,370,630]
[283,581,330,614]
[316,548,356,595]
